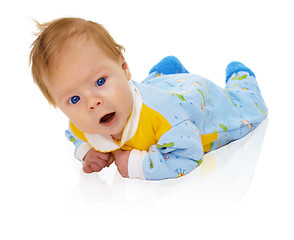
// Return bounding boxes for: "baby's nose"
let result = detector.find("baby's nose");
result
[89,101,101,110]
[88,97,102,110]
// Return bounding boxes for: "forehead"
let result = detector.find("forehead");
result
[52,35,104,67]
[49,36,113,78]
[45,36,120,95]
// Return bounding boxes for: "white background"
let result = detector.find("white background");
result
[1,0,293,239]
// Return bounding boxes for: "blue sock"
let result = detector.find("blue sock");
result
[226,61,255,83]
[149,56,189,75]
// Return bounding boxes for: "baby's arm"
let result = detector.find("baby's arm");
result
[115,120,204,180]
[65,129,92,161]
[65,129,114,173]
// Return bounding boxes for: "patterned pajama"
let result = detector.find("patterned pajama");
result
[66,57,268,180]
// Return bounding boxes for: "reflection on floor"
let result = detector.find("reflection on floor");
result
[71,119,269,210]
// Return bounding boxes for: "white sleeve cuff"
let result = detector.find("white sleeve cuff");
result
[128,149,147,179]
[75,142,92,162]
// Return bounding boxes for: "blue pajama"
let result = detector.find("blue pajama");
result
[66,56,268,180]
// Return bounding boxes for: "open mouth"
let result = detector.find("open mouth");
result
[100,112,116,125]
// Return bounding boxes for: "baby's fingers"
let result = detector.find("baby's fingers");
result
[83,164,94,174]
[107,154,115,167]
[83,162,102,174]
[98,152,113,161]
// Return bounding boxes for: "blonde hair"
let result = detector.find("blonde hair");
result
[29,17,125,107]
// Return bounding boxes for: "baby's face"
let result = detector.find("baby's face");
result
[46,36,133,140]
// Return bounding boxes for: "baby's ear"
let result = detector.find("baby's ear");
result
[120,56,132,80]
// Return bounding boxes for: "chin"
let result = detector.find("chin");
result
[110,128,124,139]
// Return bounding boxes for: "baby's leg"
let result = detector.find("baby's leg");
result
[225,61,268,119]
[225,61,261,95]
[225,61,255,84]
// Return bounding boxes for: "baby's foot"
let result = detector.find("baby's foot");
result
[226,61,255,83]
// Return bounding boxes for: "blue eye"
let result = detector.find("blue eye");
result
[96,78,106,86]
[69,96,80,104]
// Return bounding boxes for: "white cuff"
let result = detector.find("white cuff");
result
[75,142,92,162]
[128,149,147,179]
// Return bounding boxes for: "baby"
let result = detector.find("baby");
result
[30,17,268,180]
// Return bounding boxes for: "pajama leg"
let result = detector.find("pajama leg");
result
[225,61,255,83]
[224,61,268,122]
[225,61,261,95]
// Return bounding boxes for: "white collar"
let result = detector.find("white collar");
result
[84,81,142,152]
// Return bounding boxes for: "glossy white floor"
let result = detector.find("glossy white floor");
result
[1,1,293,239]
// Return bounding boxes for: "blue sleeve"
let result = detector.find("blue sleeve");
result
[64,128,86,158]
[141,120,204,180]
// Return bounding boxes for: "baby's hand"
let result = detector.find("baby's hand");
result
[114,150,131,178]
[83,149,114,174]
